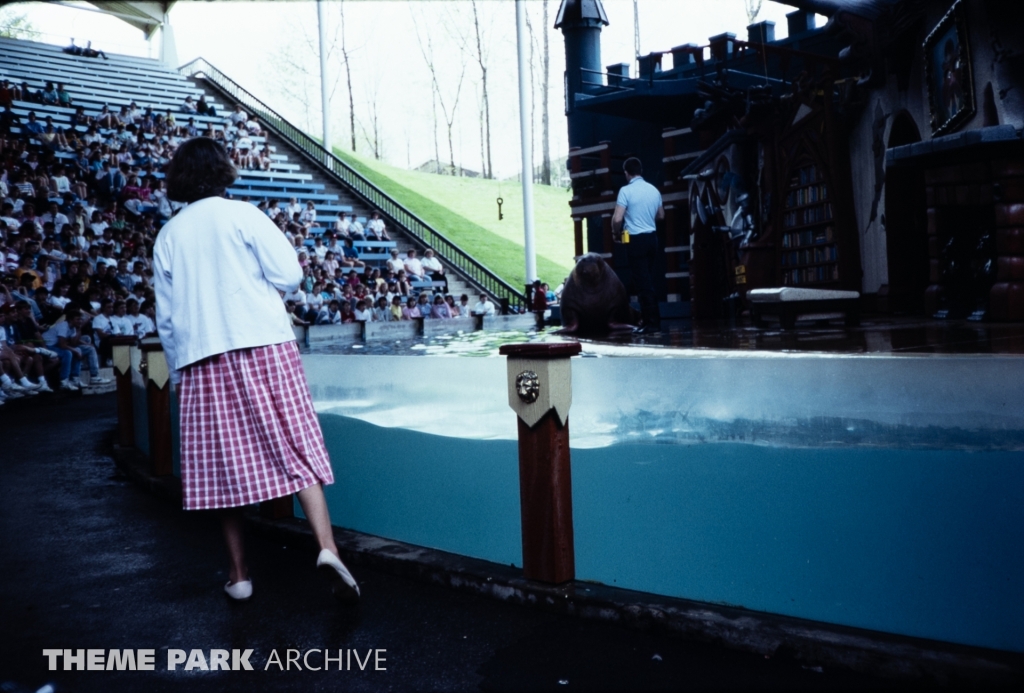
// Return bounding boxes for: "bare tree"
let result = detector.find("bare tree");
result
[745,0,764,25]
[268,20,320,135]
[268,2,360,153]
[469,0,493,179]
[413,8,467,175]
[431,84,441,173]
[0,7,36,39]
[437,66,466,174]
[338,0,357,152]
[360,74,384,160]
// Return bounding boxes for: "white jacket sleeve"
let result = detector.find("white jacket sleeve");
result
[152,235,180,383]
[242,209,302,293]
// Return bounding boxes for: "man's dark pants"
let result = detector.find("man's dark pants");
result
[627,231,660,327]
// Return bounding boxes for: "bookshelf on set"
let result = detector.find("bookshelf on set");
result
[779,163,839,286]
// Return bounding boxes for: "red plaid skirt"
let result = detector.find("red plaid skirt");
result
[178,340,333,510]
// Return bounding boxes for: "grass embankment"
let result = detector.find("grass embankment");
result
[333,148,576,290]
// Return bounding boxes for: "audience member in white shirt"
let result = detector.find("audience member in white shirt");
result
[403,249,426,281]
[473,294,496,316]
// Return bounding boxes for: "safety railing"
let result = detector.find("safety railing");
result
[178,58,525,311]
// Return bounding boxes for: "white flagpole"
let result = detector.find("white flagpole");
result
[516,0,537,285]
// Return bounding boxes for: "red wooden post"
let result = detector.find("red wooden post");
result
[110,335,138,449]
[139,340,173,477]
[498,342,582,584]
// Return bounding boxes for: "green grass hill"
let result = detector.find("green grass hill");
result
[333,148,576,291]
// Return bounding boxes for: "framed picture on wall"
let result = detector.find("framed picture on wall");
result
[923,0,975,137]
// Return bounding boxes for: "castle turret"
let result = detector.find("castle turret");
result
[555,0,609,147]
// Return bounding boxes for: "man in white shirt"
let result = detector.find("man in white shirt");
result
[110,300,135,336]
[283,287,307,306]
[403,249,426,281]
[353,299,372,322]
[228,104,248,126]
[386,248,405,274]
[81,196,98,221]
[90,300,116,343]
[472,294,496,316]
[39,202,69,230]
[366,211,388,240]
[40,238,68,264]
[348,216,364,239]
[0,203,19,230]
[334,212,351,238]
[311,236,328,262]
[126,299,155,337]
[285,198,302,219]
[420,249,447,292]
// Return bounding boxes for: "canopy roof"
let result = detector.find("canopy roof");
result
[84,1,175,38]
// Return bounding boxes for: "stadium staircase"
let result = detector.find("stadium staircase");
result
[0,37,525,310]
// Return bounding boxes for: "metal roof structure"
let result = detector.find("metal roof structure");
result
[83,1,175,38]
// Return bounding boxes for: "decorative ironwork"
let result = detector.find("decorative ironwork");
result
[516,370,540,403]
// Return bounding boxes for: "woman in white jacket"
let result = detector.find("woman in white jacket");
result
[153,137,358,603]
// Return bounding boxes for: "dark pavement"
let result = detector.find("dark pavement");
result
[0,394,911,692]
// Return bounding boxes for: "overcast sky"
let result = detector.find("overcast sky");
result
[8,0,810,178]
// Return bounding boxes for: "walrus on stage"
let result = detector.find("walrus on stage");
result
[557,253,638,335]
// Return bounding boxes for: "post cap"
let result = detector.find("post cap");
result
[139,337,164,353]
[499,342,582,359]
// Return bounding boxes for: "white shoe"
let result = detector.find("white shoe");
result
[70,378,84,388]
[90,376,112,384]
[316,549,360,602]
[2,382,27,393]
[60,379,79,391]
[223,580,252,601]
[35,381,54,393]
[3,390,24,399]
[19,379,42,390]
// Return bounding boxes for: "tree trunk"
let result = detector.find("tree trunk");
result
[432,87,441,173]
[471,1,492,179]
[340,1,356,152]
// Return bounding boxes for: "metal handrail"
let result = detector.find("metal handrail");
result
[177,57,526,310]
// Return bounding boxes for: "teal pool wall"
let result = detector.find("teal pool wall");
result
[299,353,1024,652]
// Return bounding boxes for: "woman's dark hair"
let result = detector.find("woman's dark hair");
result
[165,137,236,203]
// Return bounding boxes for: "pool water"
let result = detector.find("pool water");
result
[294,350,1024,652]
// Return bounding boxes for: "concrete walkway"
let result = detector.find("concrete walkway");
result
[1,394,914,692]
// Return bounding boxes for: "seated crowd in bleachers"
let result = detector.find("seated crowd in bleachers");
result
[272,206,496,326]
[0,72,289,404]
[0,61,498,406]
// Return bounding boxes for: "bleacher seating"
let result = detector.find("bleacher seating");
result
[0,36,477,322]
